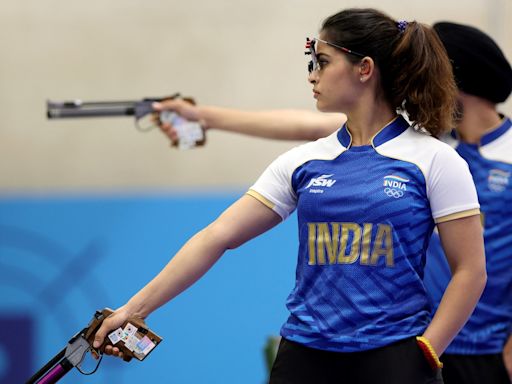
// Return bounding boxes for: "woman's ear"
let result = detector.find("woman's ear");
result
[358,57,374,82]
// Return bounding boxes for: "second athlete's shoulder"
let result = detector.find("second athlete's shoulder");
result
[480,116,512,164]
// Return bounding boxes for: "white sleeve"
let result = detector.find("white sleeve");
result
[247,151,298,221]
[247,132,345,220]
[427,147,480,223]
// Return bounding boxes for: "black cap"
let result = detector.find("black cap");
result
[433,21,512,103]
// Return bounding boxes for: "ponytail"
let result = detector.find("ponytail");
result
[389,22,457,137]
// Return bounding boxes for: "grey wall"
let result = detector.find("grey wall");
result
[1,0,511,193]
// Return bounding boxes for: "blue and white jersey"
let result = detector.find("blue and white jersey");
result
[424,116,512,355]
[248,115,479,352]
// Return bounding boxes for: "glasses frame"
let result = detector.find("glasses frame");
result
[305,37,367,73]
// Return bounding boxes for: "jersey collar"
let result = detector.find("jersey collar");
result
[337,115,410,149]
[480,116,511,146]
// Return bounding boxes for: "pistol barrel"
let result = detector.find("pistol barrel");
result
[46,100,135,119]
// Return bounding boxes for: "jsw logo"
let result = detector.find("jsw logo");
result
[306,174,336,189]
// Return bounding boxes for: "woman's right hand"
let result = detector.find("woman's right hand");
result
[152,99,206,147]
[92,306,132,361]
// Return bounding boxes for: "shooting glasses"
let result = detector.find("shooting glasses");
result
[305,37,366,73]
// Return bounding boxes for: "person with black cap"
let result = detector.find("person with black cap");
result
[422,21,512,384]
[153,19,511,384]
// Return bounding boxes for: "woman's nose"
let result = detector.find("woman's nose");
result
[308,71,317,84]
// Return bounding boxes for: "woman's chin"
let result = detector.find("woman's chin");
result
[315,102,327,112]
[316,103,335,113]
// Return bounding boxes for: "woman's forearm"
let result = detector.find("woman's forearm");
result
[199,106,343,141]
[503,333,512,379]
[425,215,487,356]
[124,225,228,319]
[423,267,486,355]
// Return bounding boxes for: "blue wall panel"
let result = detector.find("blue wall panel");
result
[0,193,297,383]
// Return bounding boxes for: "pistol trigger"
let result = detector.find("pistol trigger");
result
[159,110,176,125]
[89,347,100,360]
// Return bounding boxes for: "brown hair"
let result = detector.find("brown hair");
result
[321,8,457,137]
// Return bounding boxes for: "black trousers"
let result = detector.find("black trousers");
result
[442,353,510,384]
[269,337,443,384]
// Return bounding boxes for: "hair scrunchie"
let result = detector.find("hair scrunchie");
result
[397,20,408,34]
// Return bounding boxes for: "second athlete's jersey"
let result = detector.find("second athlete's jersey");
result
[424,116,512,354]
[248,116,479,352]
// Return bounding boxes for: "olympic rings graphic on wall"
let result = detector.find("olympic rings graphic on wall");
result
[384,187,404,198]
